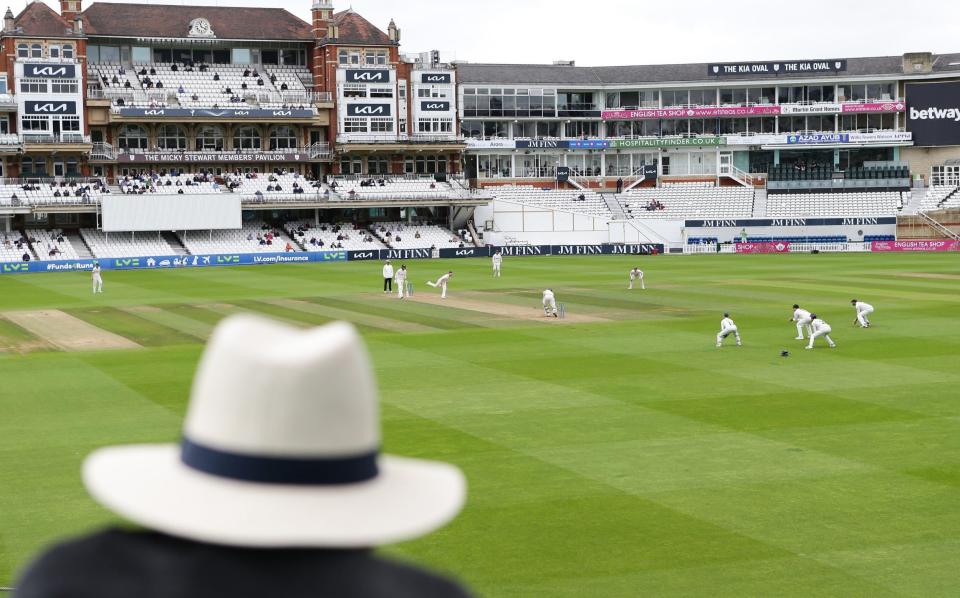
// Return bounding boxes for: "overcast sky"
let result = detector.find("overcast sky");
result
[16,0,960,66]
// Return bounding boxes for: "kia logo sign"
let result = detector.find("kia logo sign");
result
[24,63,75,78]
[25,101,77,115]
[346,103,392,117]
[345,69,390,83]
[420,101,450,112]
[421,73,451,84]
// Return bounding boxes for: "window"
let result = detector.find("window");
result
[370,119,393,133]
[231,48,252,64]
[343,118,367,133]
[118,124,148,150]
[20,79,46,93]
[62,44,74,60]
[339,49,361,65]
[30,44,42,58]
[51,81,78,94]
[369,87,392,98]
[49,45,60,59]
[343,84,366,99]
[131,47,150,63]
[59,117,80,132]
[20,116,48,132]
[196,125,225,151]
[281,49,302,66]
[156,125,187,150]
[100,46,120,63]
[233,125,262,150]
[269,125,298,149]
[365,50,387,65]
[17,44,28,58]
[262,50,279,65]
[417,118,452,133]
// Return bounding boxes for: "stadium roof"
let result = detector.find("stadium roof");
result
[457,54,960,86]
[322,9,394,46]
[12,1,78,37]
[80,2,313,41]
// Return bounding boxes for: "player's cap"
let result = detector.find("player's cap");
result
[850,299,857,304]
[723,312,729,318]
[793,304,800,309]
[810,313,818,319]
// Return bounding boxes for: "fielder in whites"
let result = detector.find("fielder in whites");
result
[628,267,645,290]
[807,314,837,349]
[851,299,874,328]
[395,265,408,299]
[790,304,813,340]
[426,271,453,299]
[91,262,104,294]
[542,289,558,317]
[492,250,503,277]
[716,313,741,347]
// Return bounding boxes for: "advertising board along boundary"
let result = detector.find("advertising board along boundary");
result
[1,244,665,275]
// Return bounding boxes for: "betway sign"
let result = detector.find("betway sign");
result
[345,69,391,83]
[906,82,960,147]
[23,63,77,79]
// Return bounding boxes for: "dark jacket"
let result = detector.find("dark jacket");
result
[16,528,472,598]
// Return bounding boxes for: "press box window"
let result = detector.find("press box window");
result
[21,117,48,131]
[370,119,393,133]
[370,87,393,98]
[343,118,367,133]
[20,80,47,94]
[51,82,78,94]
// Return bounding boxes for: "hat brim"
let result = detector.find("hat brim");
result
[83,445,466,548]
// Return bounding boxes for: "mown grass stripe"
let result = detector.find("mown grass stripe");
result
[303,296,487,330]
[65,307,196,348]
[121,306,214,340]
[265,298,435,334]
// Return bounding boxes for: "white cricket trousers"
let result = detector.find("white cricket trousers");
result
[796,317,812,339]
[427,280,447,298]
[807,326,836,349]
[396,280,406,298]
[717,326,741,347]
[493,264,501,277]
[92,275,103,294]
[629,276,644,290]
[543,297,557,315]
[857,307,874,327]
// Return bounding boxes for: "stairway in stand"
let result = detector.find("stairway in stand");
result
[162,231,191,255]
[602,193,628,219]
[751,189,768,217]
[66,232,94,259]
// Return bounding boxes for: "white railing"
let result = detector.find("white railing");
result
[684,243,718,254]
[21,133,91,144]
[90,142,116,160]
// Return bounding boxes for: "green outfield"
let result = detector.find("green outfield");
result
[1,253,959,596]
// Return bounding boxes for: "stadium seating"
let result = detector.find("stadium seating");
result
[229,172,322,199]
[29,229,81,261]
[336,178,460,201]
[372,221,466,249]
[177,223,300,255]
[0,231,32,262]
[119,173,221,195]
[284,222,387,251]
[90,63,314,110]
[492,186,611,216]
[919,186,960,212]
[766,192,901,217]
[620,187,754,219]
[0,181,108,206]
[81,229,176,258]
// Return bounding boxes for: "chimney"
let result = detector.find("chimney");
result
[4,7,14,33]
[73,14,82,34]
[311,0,333,40]
[388,19,399,43]
[903,52,934,75]
[60,0,81,22]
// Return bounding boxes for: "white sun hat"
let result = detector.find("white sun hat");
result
[82,314,466,548]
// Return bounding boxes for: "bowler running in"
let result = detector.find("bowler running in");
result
[542,289,558,317]
[716,313,741,347]
[790,304,813,340]
[492,250,502,277]
[628,267,645,290]
[395,265,408,299]
[807,314,837,349]
[852,299,874,328]
[426,271,453,298]
[91,262,103,294]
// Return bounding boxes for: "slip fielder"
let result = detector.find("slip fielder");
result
[851,299,874,328]
[716,312,741,347]
[807,314,837,349]
[628,267,645,290]
[790,304,813,340]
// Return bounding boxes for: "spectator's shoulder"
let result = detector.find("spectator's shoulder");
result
[15,529,136,597]
[363,554,473,598]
